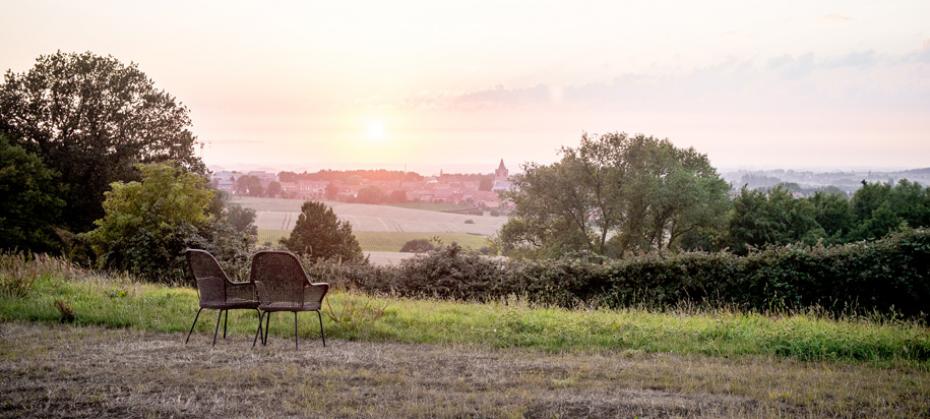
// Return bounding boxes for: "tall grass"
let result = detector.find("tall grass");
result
[1,253,928,365]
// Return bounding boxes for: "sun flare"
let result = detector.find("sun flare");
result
[365,119,386,143]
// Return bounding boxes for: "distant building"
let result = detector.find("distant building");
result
[211,170,238,192]
[494,159,509,179]
[280,180,329,199]
[491,159,513,193]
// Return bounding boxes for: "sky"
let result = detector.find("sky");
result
[1,0,929,174]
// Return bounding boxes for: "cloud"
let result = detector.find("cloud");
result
[818,14,852,23]
[407,48,930,114]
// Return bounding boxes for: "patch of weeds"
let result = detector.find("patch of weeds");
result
[107,288,128,298]
[325,297,388,334]
[54,300,75,323]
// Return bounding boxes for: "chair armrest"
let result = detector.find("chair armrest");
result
[226,281,257,301]
[303,282,330,304]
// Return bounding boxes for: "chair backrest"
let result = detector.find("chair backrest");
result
[250,251,308,305]
[185,249,228,306]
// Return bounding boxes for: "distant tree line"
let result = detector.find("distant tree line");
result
[498,132,930,258]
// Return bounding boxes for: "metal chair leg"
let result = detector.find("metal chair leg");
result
[263,312,271,346]
[223,309,229,339]
[252,310,264,348]
[317,310,326,347]
[212,309,223,347]
[185,307,203,344]
[294,312,299,350]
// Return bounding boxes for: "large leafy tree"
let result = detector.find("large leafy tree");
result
[85,163,214,281]
[0,52,205,232]
[499,132,730,258]
[281,201,363,262]
[0,134,65,252]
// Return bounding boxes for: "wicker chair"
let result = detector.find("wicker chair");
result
[250,250,330,349]
[184,249,263,346]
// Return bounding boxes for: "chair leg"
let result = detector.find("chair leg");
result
[317,310,326,347]
[252,310,264,348]
[263,312,271,346]
[223,309,229,339]
[184,307,203,344]
[212,309,223,347]
[294,312,299,350]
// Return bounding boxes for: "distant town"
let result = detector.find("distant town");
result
[721,167,930,197]
[211,160,516,214]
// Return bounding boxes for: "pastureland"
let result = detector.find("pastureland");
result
[258,229,490,252]
[1,266,928,366]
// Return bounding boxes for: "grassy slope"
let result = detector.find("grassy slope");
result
[2,274,928,366]
[259,229,490,251]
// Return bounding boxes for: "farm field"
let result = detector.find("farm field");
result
[258,229,490,252]
[230,196,507,235]
[2,273,930,417]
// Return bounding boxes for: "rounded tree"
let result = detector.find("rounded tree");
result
[281,201,363,262]
[0,51,205,232]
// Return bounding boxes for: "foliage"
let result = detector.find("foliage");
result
[281,201,363,262]
[0,51,205,232]
[84,163,214,282]
[234,175,264,196]
[500,132,730,258]
[337,230,930,319]
[400,239,435,253]
[356,185,386,204]
[727,185,824,253]
[0,135,65,252]
[727,180,930,252]
[200,195,258,281]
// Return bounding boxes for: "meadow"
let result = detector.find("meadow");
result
[2,255,930,416]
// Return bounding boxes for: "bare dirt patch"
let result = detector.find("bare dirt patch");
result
[1,322,927,418]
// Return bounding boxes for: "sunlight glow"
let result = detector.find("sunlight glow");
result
[366,119,386,143]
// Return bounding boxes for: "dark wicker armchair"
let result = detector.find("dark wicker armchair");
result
[184,249,263,346]
[250,250,330,349]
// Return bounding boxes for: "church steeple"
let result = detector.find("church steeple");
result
[495,159,508,179]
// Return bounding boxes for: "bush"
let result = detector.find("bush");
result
[336,230,930,319]
[400,239,435,253]
[84,163,214,283]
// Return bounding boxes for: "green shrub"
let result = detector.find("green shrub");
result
[400,239,435,253]
[334,230,930,319]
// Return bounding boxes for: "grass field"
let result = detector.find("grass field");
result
[230,196,507,235]
[2,262,930,416]
[387,202,476,212]
[259,229,490,251]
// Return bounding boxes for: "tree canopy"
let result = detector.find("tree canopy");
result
[0,51,205,232]
[499,132,730,258]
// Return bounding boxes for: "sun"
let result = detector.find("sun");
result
[365,119,386,143]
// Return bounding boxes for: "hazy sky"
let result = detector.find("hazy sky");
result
[2,1,929,173]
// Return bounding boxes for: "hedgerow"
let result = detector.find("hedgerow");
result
[319,229,930,318]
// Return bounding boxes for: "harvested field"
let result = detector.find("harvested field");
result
[2,322,928,418]
[231,196,507,235]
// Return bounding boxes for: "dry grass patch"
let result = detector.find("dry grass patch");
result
[1,322,928,418]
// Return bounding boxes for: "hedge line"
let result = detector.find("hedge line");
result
[315,229,930,318]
